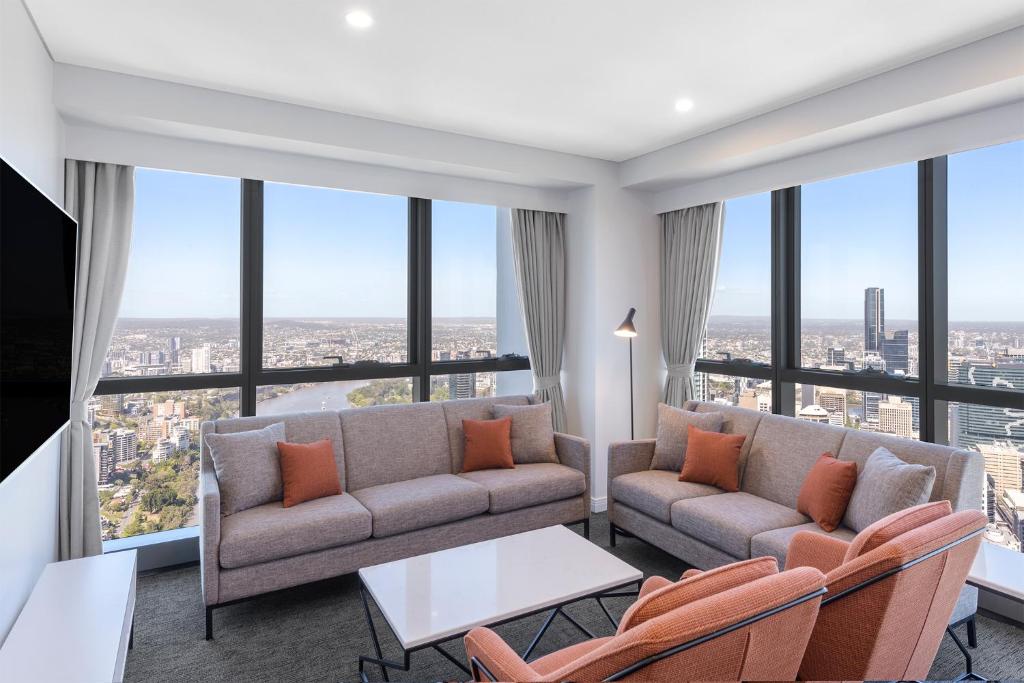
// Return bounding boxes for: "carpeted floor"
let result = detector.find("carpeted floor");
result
[125,513,1024,682]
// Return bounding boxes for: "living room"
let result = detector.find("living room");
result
[0,1,1021,681]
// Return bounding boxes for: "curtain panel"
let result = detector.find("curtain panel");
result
[659,202,724,407]
[62,160,135,559]
[509,208,568,432]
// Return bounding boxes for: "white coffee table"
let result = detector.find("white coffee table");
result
[357,525,643,682]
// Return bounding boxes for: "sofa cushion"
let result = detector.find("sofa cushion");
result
[340,402,451,491]
[651,404,724,472]
[461,417,515,473]
[219,493,372,568]
[441,395,531,473]
[843,447,937,533]
[205,422,286,515]
[671,492,809,559]
[492,403,559,464]
[796,453,858,532]
[459,463,585,513]
[352,474,490,538]
[750,522,857,570]
[210,411,347,489]
[678,425,745,492]
[682,401,766,479]
[741,414,847,509]
[277,439,343,508]
[611,470,722,524]
[837,431,951,505]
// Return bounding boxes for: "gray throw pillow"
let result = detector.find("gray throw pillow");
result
[205,422,286,515]
[651,404,724,472]
[492,403,558,464]
[843,446,937,532]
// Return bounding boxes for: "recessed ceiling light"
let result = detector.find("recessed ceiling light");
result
[674,98,695,113]
[345,10,374,29]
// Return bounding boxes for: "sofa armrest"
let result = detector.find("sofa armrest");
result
[607,439,656,480]
[199,462,221,606]
[784,531,850,573]
[555,432,591,515]
[464,627,539,681]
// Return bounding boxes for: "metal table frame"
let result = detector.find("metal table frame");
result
[357,577,642,682]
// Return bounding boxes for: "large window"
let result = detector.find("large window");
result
[801,162,918,377]
[690,140,1023,551]
[95,174,530,543]
[703,193,771,365]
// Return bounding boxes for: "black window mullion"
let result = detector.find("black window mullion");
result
[240,179,263,416]
[771,187,798,416]
[919,157,948,443]
[409,197,431,401]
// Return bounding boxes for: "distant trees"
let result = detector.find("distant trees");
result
[348,379,413,407]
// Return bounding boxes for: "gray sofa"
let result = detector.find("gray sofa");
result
[199,394,590,639]
[607,400,985,630]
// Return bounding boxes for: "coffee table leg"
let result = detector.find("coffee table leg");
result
[522,607,561,661]
[359,583,412,682]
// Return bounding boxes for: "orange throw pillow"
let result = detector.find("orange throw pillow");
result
[678,425,745,492]
[461,417,515,473]
[797,453,858,532]
[277,439,342,508]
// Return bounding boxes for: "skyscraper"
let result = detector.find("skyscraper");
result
[864,287,885,353]
[879,397,914,437]
[449,373,476,400]
[169,335,181,364]
[109,428,139,464]
[826,347,846,366]
[882,330,909,374]
[191,344,212,374]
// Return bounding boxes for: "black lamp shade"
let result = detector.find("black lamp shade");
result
[614,308,637,337]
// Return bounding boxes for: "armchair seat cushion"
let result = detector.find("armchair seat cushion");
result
[611,470,722,523]
[750,522,856,569]
[219,493,371,569]
[352,474,489,538]
[671,492,809,559]
[459,463,585,513]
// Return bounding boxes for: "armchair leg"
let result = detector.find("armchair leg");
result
[610,524,617,547]
[205,606,214,641]
[967,614,977,648]
[583,519,590,539]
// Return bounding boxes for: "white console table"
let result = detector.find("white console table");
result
[0,550,137,683]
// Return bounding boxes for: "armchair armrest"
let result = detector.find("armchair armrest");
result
[464,627,539,682]
[784,530,850,573]
[555,432,591,513]
[680,568,703,580]
[638,575,673,599]
[199,460,221,606]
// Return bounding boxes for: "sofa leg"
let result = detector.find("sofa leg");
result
[609,524,617,548]
[967,615,977,648]
[205,606,214,641]
[583,519,590,539]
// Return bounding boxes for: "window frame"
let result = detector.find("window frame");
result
[95,181,529,414]
[697,154,1023,434]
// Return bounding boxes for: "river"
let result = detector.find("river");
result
[256,380,370,414]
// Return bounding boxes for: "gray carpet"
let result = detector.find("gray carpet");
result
[125,513,1024,682]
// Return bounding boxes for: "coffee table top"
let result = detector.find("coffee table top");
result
[358,525,643,649]
[968,541,1024,603]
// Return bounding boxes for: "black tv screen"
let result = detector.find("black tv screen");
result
[1,159,77,481]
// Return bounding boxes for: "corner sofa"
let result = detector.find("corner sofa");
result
[607,400,984,631]
[199,394,590,639]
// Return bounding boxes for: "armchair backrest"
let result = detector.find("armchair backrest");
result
[799,506,986,681]
[551,566,826,681]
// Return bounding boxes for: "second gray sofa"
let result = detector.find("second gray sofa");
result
[199,394,590,639]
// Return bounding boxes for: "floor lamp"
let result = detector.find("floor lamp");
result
[614,308,637,439]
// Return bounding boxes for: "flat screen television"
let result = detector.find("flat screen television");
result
[1,159,78,482]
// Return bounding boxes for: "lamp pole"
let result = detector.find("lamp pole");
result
[628,336,634,439]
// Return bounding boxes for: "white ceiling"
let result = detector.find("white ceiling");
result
[25,0,1024,161]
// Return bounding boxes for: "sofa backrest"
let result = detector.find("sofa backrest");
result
[836,430,982,512]
[440,395,532,473]
[742,414,848,509]
[201,411,347,490]
[682,400,766,481]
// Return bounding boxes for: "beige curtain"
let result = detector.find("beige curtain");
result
[660,203,724,406]
[61,160,134,559]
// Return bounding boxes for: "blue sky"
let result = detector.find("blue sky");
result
[121,140,1021,321]
[120,172,498,318]
[713,140,1022,321]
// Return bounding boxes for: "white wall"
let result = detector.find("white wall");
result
[0,426,65,645]
[0,0,67,646]
[0,0,64,200]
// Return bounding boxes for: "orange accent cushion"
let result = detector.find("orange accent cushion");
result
[678,424,745,492]
[276,439,342,508]
[797,453,858,532]
[461,417,515,472]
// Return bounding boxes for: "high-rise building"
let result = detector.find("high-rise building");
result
[109,428,139,463]
[449,373,476,400]
[154,399,186,419]
[864,287,885,353]
[865,391,883,424]
[881,330,909,374]
[798,405,830,423]
[878,397,914,437]
[93,443,114,484]
[984,473,997,523]
[152,438,174,462]
[171,426,190,451]
[826,347,846,366]
[800,384,815,411]
[954,362,1024,450]
[978,443,1023,500]
[169,336,181,364]
[817,387,847,426]
[191,344,212,374]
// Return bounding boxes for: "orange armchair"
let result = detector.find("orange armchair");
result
[464,557,827,681]
[784,500,987,681]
